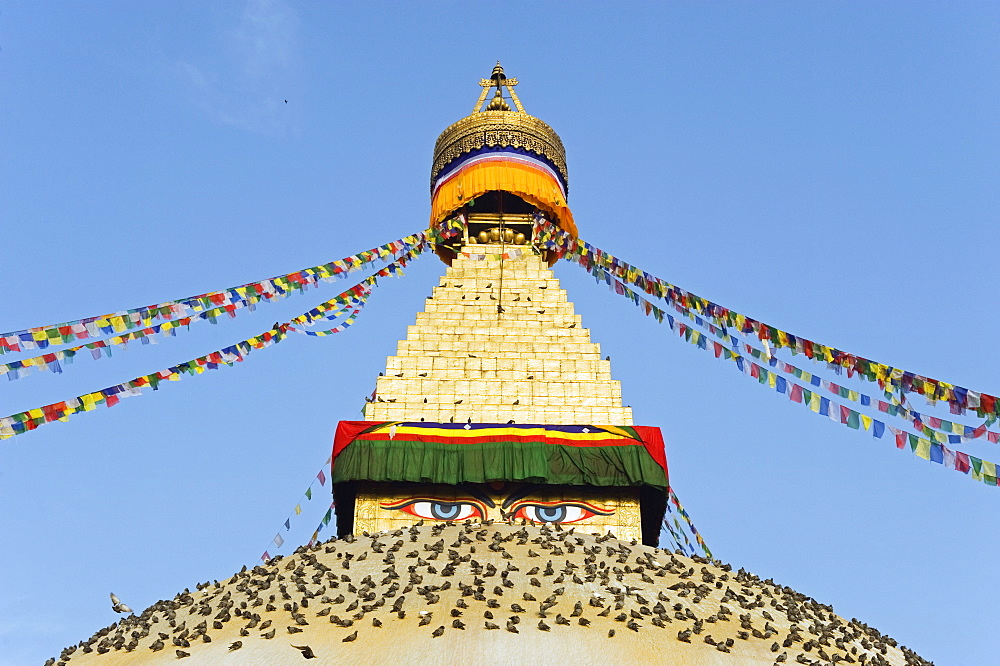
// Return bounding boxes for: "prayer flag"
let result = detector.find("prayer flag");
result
[273,533,284,548]
[317,469,327,485]
[294,504,302,515]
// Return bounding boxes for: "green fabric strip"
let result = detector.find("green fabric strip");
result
[332,440,667,489]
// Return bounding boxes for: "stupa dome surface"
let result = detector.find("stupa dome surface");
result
[54,523,928,665]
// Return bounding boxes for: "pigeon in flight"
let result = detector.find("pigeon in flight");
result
[110,592,132,614]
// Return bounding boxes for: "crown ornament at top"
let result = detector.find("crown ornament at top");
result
[430,63,568,192]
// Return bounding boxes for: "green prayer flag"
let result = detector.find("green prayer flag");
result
[846,410,860,429]
[305,487,313,500]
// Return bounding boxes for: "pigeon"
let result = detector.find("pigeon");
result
[176,650,190,659]
[262,628,276,639]
[432,626,445,637]
[149,639,164,651]
[342,631,358,642]
[537,620,550,631]
[228,641,242,651]
[110,593,132,614]
[292,645,316,659]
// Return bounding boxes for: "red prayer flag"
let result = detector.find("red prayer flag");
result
[317,469,327,486]
[955,452,971,474]
[790,384,803,403]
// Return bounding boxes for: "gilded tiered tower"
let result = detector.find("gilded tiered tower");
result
[332,63,668,545]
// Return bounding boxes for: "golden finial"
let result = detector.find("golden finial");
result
[473,61,523,114]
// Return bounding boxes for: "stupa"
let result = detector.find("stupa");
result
[50,65,931,666]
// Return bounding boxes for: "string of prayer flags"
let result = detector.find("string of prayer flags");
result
[536,216,1000,422]
[586,259,1000,488]
[0,254,414,440]
[1,218,463,355]
[0,264,384,382]
[287,293,370,336]
[308,502,337,547]
[666,487,713,559]
[0,324,288,439]
[748,354,1000,487]
[619,259,1000,447]
[260,455,333,563]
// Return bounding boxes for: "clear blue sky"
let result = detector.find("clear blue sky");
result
[2,2,999,663]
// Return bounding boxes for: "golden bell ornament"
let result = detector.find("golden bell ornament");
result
[467,236,478,244]
[502,228,514,242]
[514,232,526,245]
[478,230,490,244]
[488,227,501,242]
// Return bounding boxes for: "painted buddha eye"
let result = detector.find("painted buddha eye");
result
[510,502,611,524]
[387,500,484,522]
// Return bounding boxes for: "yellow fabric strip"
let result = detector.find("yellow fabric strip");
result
[430,160,577,237]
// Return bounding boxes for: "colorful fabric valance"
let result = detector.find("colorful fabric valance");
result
[331,421,667,489]
[430,148,577,237]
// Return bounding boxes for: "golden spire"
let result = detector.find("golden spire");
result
[473,61,524,113]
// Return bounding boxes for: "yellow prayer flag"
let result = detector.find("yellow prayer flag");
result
[768,372,776,389]
[915,439,931,460]
[28,408,44,419]
[294,504,302,515]
[848,390,859,402]
[983,461,997,478]
[861,414,873,431]
[809,393,822,412]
